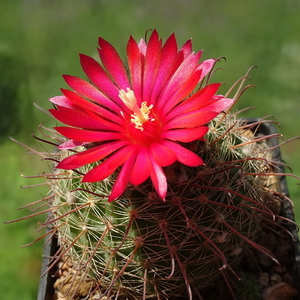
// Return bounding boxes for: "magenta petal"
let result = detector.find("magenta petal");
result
[98,37,131,90]
[58,140,87,150]
[61,89,123,128]
[83,145,137,183]
[127,36,143,104]
[165,111,218,130]
[149,152,167,200]
[130,147,151,185]
[57,140,128,169]
[138,39,147,55]
[201,97,235,113]
[156,51,201,111]
[142,30,162,103]
[55,127,124,142]
[162,126,209,143]
[197,59,216,82]
[165,83,221,122]
[108,149,139,202]
[63,75,127,113]
[79,54,120,101]
[150,142,177,167]
[160,69,202,115]
[50,107,111,131]
[49,96,74,108]
[179,39,193,59]
[161,140,204,167]
[149,33,178,106]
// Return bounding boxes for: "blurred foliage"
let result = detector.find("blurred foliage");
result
[1,0,299,299]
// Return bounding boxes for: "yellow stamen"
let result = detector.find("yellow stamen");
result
[119,88,154,130]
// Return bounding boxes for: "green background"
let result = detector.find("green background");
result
[1,0,299,299]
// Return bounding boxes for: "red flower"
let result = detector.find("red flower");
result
[50,30,234,202]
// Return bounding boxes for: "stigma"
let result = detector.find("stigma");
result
[119,88,154,130]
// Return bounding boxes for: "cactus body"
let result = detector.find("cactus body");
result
[50,115,279,299]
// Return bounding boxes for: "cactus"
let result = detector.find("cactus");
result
[7,30,298,300]
[45,113,287,300]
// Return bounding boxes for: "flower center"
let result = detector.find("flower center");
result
[119,88,154,130]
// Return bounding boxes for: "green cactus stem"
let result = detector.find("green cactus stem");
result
[36,113,295,300]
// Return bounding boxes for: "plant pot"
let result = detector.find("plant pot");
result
[37,227,58,300]
[36,120,300,300]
